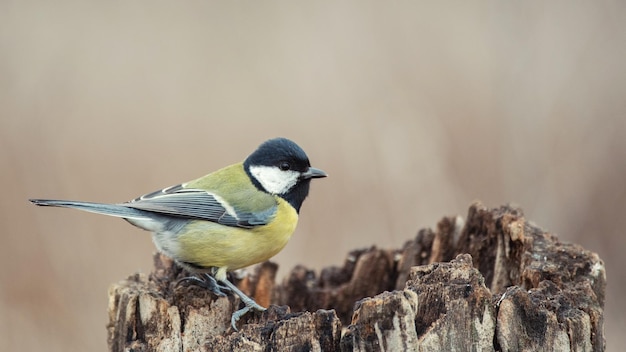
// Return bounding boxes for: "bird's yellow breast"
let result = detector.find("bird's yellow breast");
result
[176,197,298,272]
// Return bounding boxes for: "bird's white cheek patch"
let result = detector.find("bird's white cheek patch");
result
[249,166,299,195]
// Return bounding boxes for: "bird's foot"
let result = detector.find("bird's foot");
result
[176,273,231,297]
[230,300,266,330]
[218,277,266,331]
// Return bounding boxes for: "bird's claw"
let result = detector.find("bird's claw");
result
[177,273,266,331]
[230,301,267,331]
[176,274,231,297]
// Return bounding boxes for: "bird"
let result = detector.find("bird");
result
[29,137,327,329]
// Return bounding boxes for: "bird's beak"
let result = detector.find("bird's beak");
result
[301,166,328,179]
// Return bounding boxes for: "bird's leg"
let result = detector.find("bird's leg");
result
[218,278,267,330]
[176,273,231,297]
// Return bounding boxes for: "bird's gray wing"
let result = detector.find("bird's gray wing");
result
[124,184,276,229]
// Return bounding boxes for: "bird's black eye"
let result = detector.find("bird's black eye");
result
[279,162,291,171]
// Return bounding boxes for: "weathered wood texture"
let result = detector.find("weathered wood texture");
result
[107,202,606,351]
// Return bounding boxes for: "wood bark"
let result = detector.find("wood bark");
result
[107,202,606,351]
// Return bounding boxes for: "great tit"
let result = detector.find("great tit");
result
[30,137,327,329]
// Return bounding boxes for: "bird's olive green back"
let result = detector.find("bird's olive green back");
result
[184,163,277,214]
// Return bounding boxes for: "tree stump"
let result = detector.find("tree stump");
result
[107,202,606,351]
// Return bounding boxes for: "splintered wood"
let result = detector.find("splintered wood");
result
[107,202,605,351]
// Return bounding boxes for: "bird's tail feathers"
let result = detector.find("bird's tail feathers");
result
[29,199,151,220]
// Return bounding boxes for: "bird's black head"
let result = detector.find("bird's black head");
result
[244,137,327,212]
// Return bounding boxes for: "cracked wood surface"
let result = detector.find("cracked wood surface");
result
[107,202,606,351]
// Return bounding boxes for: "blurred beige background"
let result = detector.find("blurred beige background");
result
[1,1,624,351]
